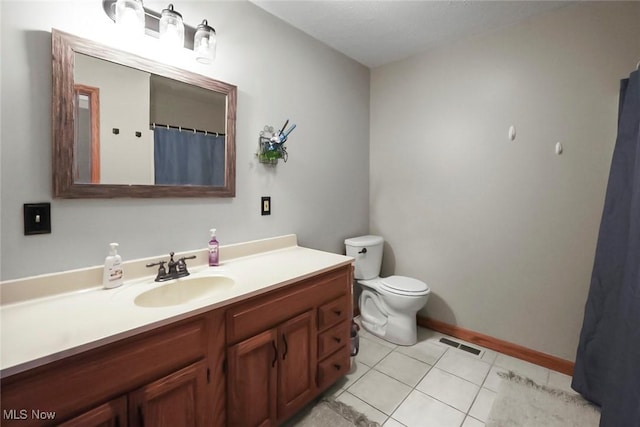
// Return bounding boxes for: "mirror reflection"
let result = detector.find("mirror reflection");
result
[74,53,227,186]
[52,29,237,198]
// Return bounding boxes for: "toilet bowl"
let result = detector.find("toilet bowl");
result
[345,235,431,346]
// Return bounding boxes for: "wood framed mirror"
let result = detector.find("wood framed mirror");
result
[52,29,237,198]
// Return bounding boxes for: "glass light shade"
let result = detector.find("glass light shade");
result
[194,20,217,64]
[115,0,145,37]
[159,4,184,49]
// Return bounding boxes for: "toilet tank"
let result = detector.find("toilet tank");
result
[345,235,384,280]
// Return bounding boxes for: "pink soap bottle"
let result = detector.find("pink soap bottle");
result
[208,228,219,266]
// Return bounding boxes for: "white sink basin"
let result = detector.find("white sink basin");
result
[134,275,235,308]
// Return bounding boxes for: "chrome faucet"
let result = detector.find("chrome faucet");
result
[146,252,196,282]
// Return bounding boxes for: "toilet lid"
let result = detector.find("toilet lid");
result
[380,276,429,294]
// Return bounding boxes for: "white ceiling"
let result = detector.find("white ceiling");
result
[250,0,573,68]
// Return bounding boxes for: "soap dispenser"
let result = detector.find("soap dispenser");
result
[103,243,124,289]
[208,229,219,266]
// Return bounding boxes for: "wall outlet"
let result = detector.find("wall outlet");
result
[261,196,271,216]
[24,203,52,235]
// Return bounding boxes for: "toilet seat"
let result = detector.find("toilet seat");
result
[380,276,429,296]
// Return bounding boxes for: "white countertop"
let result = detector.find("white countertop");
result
[0,235,353,378]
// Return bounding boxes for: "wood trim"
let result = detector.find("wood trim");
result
[52,29,237,198]
[417,316,574,376]
[74,84,100,183]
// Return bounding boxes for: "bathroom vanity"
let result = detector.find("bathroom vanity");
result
[0,235,353,426]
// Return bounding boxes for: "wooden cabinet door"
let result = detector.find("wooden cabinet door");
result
[227,329,278,427]
[58,396,127,427]
[277,310,316,421]
[129,360,207,427]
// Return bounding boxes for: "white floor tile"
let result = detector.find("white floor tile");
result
[336,391,389,425]
[416,367,480,413]
[348,369,413,415]
[435,350,491,385]
[468,388,497,422]
[480,349,497,364]
[547,370,578,395]
[321,381,345,398]
[383,418,407,427]
[359,326,399,350]
[326,326,562,427]
[375,351,431,387]
[358,336,395,366]
[392,390,466,427]
[416,327,452,348]
[396,338,447,365]
[334,359,371,391]
[494,354,549,385]
[482,365,507,392]
[461,416,485,427]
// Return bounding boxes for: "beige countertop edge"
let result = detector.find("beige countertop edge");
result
[0,237,354,379]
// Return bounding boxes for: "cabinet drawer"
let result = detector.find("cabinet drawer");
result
[318,321,350,360]
[317,346,350,391]
[318,295,349,331]
[227,267,350,344]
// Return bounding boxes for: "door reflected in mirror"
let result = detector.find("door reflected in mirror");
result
[52,29,237,198]
[74,84,100,183]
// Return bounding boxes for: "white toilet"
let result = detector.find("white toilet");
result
[345,235,430,346]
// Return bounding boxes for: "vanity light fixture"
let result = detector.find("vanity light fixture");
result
[114,0,145,37]
[159,4,185,49]
[194,20,216,64]
[102,0,217,59]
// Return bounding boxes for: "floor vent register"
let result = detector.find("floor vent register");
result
[439,337,482,356]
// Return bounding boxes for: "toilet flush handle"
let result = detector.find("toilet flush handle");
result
[358,248,367,254]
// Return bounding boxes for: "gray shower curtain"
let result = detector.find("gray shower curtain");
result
[572,69,639,427]
[154,127,226,186]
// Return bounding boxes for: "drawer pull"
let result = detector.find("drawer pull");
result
[272,340,278,367]
[282,333,288,360]
[333,337,342,343]
[333,364,342,371]
[333,309,342,316]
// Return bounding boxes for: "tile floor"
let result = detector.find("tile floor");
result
[323,320,576,427]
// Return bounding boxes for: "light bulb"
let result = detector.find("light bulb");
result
[159,4,184,49]
[194,19,216,64]
[115,0,145,37]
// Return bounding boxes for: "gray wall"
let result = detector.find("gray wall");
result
[0,1,370,280]
[370,1,640,360]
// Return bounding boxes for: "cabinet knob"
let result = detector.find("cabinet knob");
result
[333,309,342,316]
[333,364,342,371]
[333,337,342,343]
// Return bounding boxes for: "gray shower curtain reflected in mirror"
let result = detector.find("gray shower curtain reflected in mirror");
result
[572,69,639,427]
[153,127,226,186]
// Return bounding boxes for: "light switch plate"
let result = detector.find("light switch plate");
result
[261,196,271,216]
[24,203,52,235]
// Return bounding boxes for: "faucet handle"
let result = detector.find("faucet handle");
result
[177,255,197,275]
[145,260,166,268]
